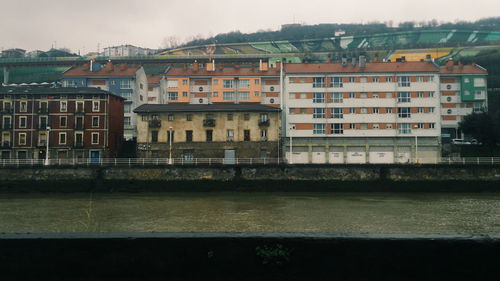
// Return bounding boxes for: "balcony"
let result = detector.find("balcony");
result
[1,141,11,148]
[149,120,161,128]
[203,119,216,127]
[258,120,270,127]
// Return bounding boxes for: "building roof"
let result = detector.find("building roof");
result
[147,76,162,85]
[166,66,280,77]
[134,103,281,113]
[284,61,439,74]
[0,86,124,99]
[439,60,487,75]
[62,62,141,77]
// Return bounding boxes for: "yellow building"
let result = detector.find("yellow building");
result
[134,103,281,161]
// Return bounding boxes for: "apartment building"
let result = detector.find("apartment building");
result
[162,61,281,106]
[134,103,280,160]
[439,59,488,141]
[61,61,147,139]
[102,45,156,57]
[0,87,124,161]
[283,58,442,164]
[147,76,164,104]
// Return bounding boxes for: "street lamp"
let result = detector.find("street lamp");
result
[168,126,173,165]
[44,126,51,166]
[289,124,295,164]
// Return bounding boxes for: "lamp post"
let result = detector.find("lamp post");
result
[44,126,51,166]
[168,126,173,165]
[289,125,295,164]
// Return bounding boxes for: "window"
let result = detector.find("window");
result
[417,92,424,98]
[151,131,158,143]
[60,116,67,128]
[313,77,325,88]
[75,132,83,145]
[331,123,343,134]
[226,129,234,141]
[349,107,356,114]
[186,114,192,121]
[331,77,343,88]
[120,80,131,89]
[223,92,234,101]
[182,79,188,85]
[372,77,380,83]
[254,79,259,85]
[239,92,249,100]
[223,80,234,89]
[239,79,249,88]
[182,92,188,97]
[373,108,379,114]
[349,77,355,83]
[19,116,27,128]
[474,78,486,87]
[447,109,452,114]
[428,76,434,82]
[227,114,233,121]
[313,93,325,103]
[386,77,393,82]
[39,116,47,129]
[417,76,424,82]
[260,129,268,141]
[244,130,250,141]
[124,117,131,126]
[124,103,131,113]
[429,107,435,113]
[254,91,260,97]
[349,123,356,129]
[349,92,355,98]
[398,107,411,118]
[92,116,99,127]
[59,133,67,145]
[360,108,367,114]
[313,108,325,118]
[260,113,268,122]
[38,132,47,146]
[386,124,393,129]
[464,78,470,83]
[398,123,411,134]
[91,133,99,144]
[213,92,218,97]
[429,91,435,98]
[121,92,132,100]
[142,115,148,121]
[386,108,393,114]
[415,123,424,129]
[167,80,178,88]
[332,108,343,119]
[20,101,27,112]
[168,92,178,101]
[19,133,27,145]
[313,124,325,134]
[206,130,213,142]
[398,76,410,87]
[168,114,174,121]
[429,123,435,129]
[372,93,379,99]
[60,101,67,112]
[397,92,411,103]
[417,107,424,113]
[360,77,367,83]
[186,130,193,142]
[360,93,367,99]
[93,101,100,112]
[244,113,250,120]
[332,93,343,103]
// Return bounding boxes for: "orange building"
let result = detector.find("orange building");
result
[162,61,281,106]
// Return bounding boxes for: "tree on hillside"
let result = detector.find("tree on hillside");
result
[459,112,500,146]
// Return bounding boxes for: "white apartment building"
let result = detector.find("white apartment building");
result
[283,58,442,164]
[102,45,156,57]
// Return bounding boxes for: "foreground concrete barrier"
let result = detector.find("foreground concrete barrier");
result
[0,232,498,281]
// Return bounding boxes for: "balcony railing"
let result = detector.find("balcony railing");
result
[258,120,270,127]
[149,120,161,128]
[203,119,216,127]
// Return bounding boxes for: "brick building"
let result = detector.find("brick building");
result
[0,87,124,161]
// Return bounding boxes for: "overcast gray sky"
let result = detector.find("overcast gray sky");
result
[1,0,498,53]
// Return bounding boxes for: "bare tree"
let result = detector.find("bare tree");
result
[161,36,182,49]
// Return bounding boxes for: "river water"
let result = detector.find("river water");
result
[0,192,498,234]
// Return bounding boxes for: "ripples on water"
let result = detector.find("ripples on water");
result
[0,192,498,234]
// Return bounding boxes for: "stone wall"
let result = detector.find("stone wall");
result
[0,164,499,192]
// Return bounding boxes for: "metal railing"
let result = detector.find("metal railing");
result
[0,157,499,167]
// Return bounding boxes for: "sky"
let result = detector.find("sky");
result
[1,0,498,54]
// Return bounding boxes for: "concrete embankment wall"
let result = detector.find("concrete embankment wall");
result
[0,233,498,281]
[1,164,499,192]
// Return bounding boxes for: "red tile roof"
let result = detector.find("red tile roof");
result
[147,76,162,84]
[284,62,439,74]
[166,66,280,77]
[439,64,487,75]
[63,63,141,77]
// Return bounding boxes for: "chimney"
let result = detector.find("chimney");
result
[446,59,454,71]
[90,60,94,72]
[401,56,406,63]
[351,57,356,67]
[359,56,366,69]
[275,61,281,70]
[104,60,114,72]
[373,55,379,63]
[193,61,199,71]
[327,56,332,63]
[425,54,432,62]
[341,57,348,67]
[458,61,464,70]
[260,60,269,71]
